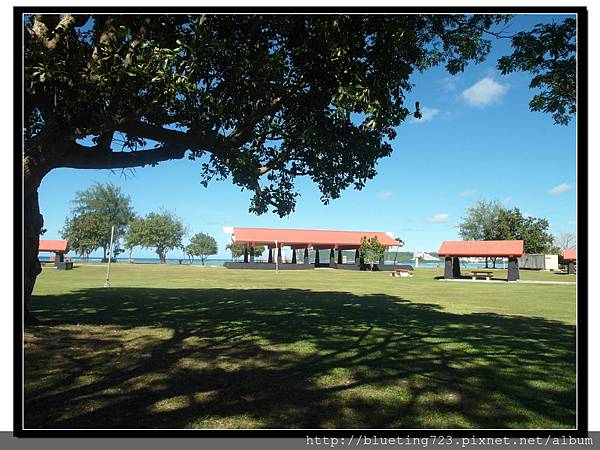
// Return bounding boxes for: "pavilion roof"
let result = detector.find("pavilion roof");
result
[438,240,524,258]
[39,239,69,253]
[231,227,399,248]
[562,249,576,261]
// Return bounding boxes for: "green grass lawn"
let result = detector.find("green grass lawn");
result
[25,264,577,429]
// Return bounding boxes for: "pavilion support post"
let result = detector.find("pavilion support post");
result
[277,247,282,264]
[337,249,343,265]
[452,257,461,278]
[268,248,273,264]
[355,249,360,266]
[243,247,249,263]
[567,261,575,274]
[304,248,309,265]
[444,257,453,279]
[315,249,320,266]
[508,257,519,281]
[292,249,297,264]
[329,249,335,265]
[379,255,385,269]
[249,246,255,263]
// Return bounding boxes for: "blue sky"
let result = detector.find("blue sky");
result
[37,14,577,259]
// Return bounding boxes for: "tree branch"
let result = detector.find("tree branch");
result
[60,142,187,170]
[30,14,89,50]
[258,150,289,175]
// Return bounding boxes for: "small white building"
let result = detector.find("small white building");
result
[518,254,559,270]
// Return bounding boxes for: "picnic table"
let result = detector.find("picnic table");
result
[391,265,414,278]
[470,269,494,281]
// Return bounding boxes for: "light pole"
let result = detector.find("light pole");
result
[104,225,115,288]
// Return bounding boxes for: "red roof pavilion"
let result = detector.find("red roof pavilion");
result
[562,249,576,261]
[38,239,69,253]
[230,227,400,250]
[438,240,524,258]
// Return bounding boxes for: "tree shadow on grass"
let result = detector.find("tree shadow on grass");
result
[25,288,575,429]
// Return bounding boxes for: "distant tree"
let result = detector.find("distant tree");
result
[124,217,144,263]
[133,211,186,263]
[554,232,577,251]
[226,243,265,260]
[185,233,218,266]
[493,208,555,254]
[359,236,386,270]
[458,200,555,267]
[60,211,110,260]
[458,200,503,267]
[498,18,576,125]
[66,182,134,260]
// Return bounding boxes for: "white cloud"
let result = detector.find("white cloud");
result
[568,220,577,226]
[462,77,508,107]
[549,183,573,194]
[376,190,394,200]
[427,213,449,223]
[502,196,513,204]
[411,107,440,124]
[438,76,458,93]
[460,189,477,197]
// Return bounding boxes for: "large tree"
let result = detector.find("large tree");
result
[23,13,519,322]
[185,232,218,265]
[60,211,110,260]
[63,182,134,260]
[458,199,504,241]
[123,216,144,263]
[492,207,555,254]
[128,211,186,263]
[498,17,576,125]
[459,201,556,266]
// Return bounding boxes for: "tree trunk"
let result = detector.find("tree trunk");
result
[24,188,44,326]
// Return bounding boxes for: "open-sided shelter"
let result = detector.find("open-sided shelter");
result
[438,240,524,281]
[224,227,400,270]
[38,240,71,270]
[561,249,577,274]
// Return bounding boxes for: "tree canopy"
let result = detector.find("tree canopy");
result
[359,235,386,268]
[458,200,556,254]
[498,17,576,125]
[61,182,134,259]
[458,200,503,241]
[493,208,555,254]
[25,13,511,216]
[60,211,110,259]
[185,232,218,265]
[126,210,186,263]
